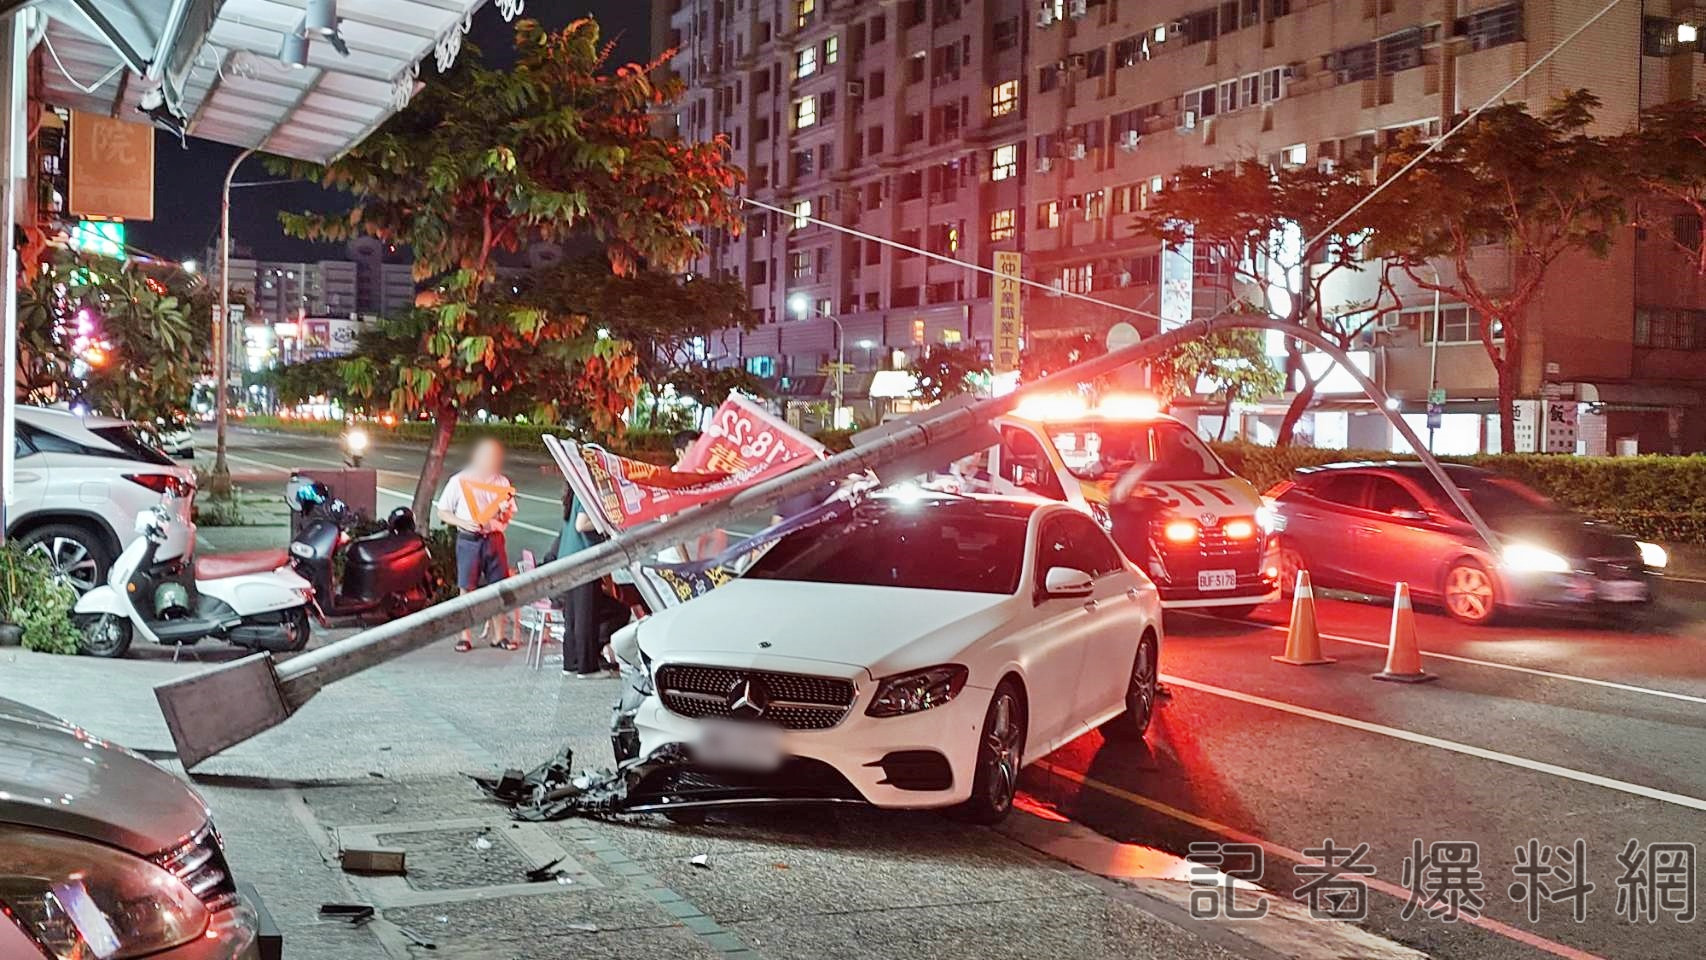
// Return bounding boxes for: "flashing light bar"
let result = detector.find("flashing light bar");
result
[1011,392,1160,422]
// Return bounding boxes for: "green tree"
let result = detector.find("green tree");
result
[1367,91,1621,452]
[911,345,990,404]
[271,18,742,516]
[1135,160,1406,446]
[1619,99,1706,276]
[18,252,208,440]
[1154,327,1284,440]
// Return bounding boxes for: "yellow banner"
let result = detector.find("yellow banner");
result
[992,251,1023,374]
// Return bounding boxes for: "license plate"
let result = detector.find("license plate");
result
[1597,580,1648,603]
[1198,569,1238,591]
[694,719,784,771]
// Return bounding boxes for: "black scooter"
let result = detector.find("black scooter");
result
[286,476,439,623]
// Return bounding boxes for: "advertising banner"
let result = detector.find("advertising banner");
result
[992,251,1024,374]
[677,392,826,479]
[69,112,155,221]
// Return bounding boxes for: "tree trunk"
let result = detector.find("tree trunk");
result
[1217,393,1234,441]
[1276,378,1318,448]
[414,406,459,520]
[1487,312,1520,454]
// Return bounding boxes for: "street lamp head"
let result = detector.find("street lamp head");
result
[787,292,810,318]
[182,259,198,275]
[857,339,874,349]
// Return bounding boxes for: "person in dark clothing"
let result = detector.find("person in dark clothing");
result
[555,488,631,677]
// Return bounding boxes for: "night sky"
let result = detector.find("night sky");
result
[127,2,652,264]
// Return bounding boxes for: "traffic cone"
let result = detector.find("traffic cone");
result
[1272,571,1334,666]
[1373,582,1436,684]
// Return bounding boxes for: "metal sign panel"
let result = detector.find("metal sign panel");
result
[68,111,155,220]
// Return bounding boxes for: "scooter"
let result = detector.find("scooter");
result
[73,492,314,659]
[286,476,437,622]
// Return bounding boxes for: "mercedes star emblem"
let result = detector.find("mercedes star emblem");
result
[726,678,769,719]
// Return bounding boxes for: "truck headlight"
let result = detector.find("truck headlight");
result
[1503,542,1572,574]
[1635,541,1668,570]
[0,827,210,959]
[867,665,969,717]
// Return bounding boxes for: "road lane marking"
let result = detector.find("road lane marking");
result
[222,451,558,538]
[1160,673,1706,813]
[228,442,563,506]
[1032,760,1608,960]
[1178,611,1706,706]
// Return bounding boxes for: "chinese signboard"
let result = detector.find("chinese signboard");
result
[69,112,155,221]
[992,251,1023,374]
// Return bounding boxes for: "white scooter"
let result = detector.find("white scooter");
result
[72,492,314,658]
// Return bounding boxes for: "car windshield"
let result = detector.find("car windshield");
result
[89,426,174,466]
[1043,420,1228,482]
[743,500,1028,594]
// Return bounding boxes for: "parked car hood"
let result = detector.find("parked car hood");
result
[0,697,208,855]
[636,579,1014,678]
[1490,512,1641,560]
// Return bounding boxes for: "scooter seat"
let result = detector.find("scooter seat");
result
[195,548,290,580]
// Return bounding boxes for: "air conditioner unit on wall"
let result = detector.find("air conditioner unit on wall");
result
[1069,0,1088,19]
[1175,110,1198,132]
[1036,156,1054,172]
[1119,130,1141,151]
[1037,2,1056,28]
[1068,141,1087,160]
[846,80,863,96]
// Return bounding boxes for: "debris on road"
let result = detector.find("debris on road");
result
[338,846,406,875]
[318,903,375,924]
[524,856,566,882]
[689,853,711,869]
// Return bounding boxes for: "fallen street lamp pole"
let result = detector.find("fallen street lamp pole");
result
[155,314,1495,769]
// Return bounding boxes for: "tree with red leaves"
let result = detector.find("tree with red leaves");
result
[271,18,743,516]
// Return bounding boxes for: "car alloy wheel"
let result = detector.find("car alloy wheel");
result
[1102,631,1158,740]
[26,534,102,594]
[1444,560,1497,625]
[959,681,1026,824]
[1275,540,1307,597]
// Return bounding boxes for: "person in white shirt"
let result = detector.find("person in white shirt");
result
[436,438,519,652]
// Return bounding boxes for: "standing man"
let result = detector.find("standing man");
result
[558,485,624,677]
[436,438,519,652]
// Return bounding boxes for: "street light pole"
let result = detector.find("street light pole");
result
[829,316,845,428]
[214,147,256,489]
[1426,265,1442,453]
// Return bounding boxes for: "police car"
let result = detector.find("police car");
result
[959,393,1280,612]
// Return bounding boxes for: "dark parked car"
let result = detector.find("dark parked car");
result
[1266,462,1668,625]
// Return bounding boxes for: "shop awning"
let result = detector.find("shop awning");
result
[31,0,497,163]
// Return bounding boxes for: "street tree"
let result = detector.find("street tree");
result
[911,345,990,404]
[1366,90,1621,452]
[1153,326,1284,440]
[18,252,208,440]
[271,18,743,516]
[1135,161,1406,445]
[1618,99,1706,276]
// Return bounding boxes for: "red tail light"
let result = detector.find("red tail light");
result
[125,473,194,497]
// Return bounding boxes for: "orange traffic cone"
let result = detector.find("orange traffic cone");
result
[1373,582,1436,683]
[1272,571,1335,666]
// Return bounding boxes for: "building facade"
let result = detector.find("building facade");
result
[209,237,418,325]
[659,0,1706,453]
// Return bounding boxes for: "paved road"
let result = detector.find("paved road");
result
[1024,591,1706,960]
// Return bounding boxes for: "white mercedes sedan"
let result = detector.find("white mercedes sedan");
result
[611,492,1162,823]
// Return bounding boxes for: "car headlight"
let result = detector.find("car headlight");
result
[1255,505,1277,532]
[0,826,210,959]
[1503,542,1573,574]
[1636,540,1669,570]
[344,429,369,454]
[866,665,969,718]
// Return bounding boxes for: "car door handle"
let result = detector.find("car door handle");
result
[1125,587,1141,601]
[1083,599,1099,612]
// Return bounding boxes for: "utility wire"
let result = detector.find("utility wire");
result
[1304,0,1628,248]
[41,34,124,95]
[744,0,1628,333]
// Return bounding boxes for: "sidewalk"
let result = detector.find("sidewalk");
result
[0,639,1419,960]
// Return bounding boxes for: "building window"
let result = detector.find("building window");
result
[824,35,840,64]
[1414,304,1498,344]
[795,0,816,30]
[1674,213,1704,253]
[1378,27,1425,74]
[901,0,926,28]
[1219,79,1238,113]
[796,45,818,78]
[1329,41,1377,82]
[789,250,814,279]
[1184,85,1217,118]
[1084,189,1106,220]
[1464,3,1523,51]
[993,17,1020,50]
[868,13,887,43]
[793,95,818,129]
[989,208,1016,241]
[1037,200,1060,229]
[904,112,925,143]
[899,170,923,200]
[1039,63,1061,92]
[907,52,926,84]
[1084,48,1107,78]
[990,143,1019,181]
[866,125,885,154]
[929,221,964,255]
[791,149,814,179]
[868,71,886,97]
[1634,307,1706,349]
[990,80,1019,117]
[791,198,813,230]
[1061,263,1094,294]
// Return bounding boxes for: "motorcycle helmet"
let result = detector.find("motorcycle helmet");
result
[387,506,417,535]
[153,582,191,620]
[285,474,331,512]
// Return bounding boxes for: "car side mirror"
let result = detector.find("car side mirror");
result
[1043,566,1095,599]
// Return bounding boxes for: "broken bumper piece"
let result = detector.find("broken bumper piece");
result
[470,744,868,821]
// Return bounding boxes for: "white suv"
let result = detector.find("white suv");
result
[9,406,195,593]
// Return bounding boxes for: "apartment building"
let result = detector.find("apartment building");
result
[662,0,1706,452]
[209,237,418,324]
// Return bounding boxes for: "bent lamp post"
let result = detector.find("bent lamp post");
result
[155,315,1493,768]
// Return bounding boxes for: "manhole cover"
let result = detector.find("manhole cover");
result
[375,827,531,891]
